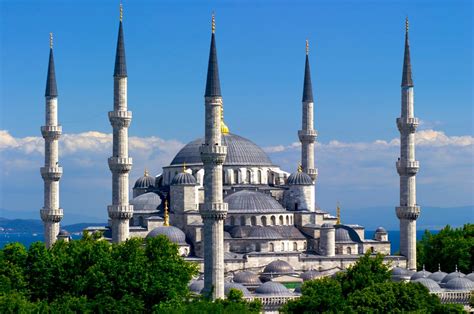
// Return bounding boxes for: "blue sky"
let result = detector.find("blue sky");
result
[0,0,472,224]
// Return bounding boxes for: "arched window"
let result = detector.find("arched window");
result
[267,170,272,185]
[247,169,252,184]
[129,218,134,226]
[234,169,239,184]
[279,215,284,225]
[346,247,352,255]
[294,203,299,211]
[139,216,144,226]
[261,216,267,226]
[286,216,289,225]
[293,242,298,251]
[281,242,285,251]
[230,216,235,226]
[271,216,276,225]
[240,216,246,226]
[256,243,261,252]
[269,243,274,252]
[258,169,262,184]
[370,247,375,253]
[251,216,257,226]
[222,169,226,184]
[303,242,307,250]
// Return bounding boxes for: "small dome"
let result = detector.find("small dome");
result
[224,282,251,296]
[58,229,70,236]
[233,271,261,285]
[335,226,361,243]
[375,227,387,233]
[466,272,474,282]
[255,281,291,295]
[134,171,155,189]
[224,231,232,239]
[189,280,204,293]
[412,278,442,292]
[411,269,432,280]
[224,190,286,213]
[444,277,474,291]
[287,171,313,185]
[391,267,412,281]
[263,260,294,274]
[146,226,187,245]
[249,226,283,239]
[130,192,161,211]
[321,223,333,228]
[300,270,321,281]
[441,271,465,284]
[171,172,197,186]
[428,271,448,283]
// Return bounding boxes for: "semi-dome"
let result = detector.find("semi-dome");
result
[249,226,283,239]
[411,269,432,280]
[300,270,321,281]
[130,192,161,211]
[428,270,448,283]
[444,277,474,291]
[189,280,204,293]
[224,190,286,213]
[263,260,294,274]
[134,171,155,189]
[170,133,273,166]
[171,172,197,186]
[224,282,251,296]
[412,278,442,292]
[255,281,291,295]
[287,171,313,185]
[146,226,187,245]
[441,271,465,284]
[233,271,262,285]
[335,226,362,243]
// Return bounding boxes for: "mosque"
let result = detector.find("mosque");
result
[38,5,472,310]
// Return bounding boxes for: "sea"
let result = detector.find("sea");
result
[1,230,439,255]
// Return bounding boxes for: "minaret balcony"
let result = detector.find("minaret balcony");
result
[108,111,132,128]
[396,205,420,220]
[40,208,63,223]
[199,145,227,164]
[108,157,133,173]
[307,168,318,180]
[396,160,419,175]
[298,130,318,142]
[40,166,63,181]
[396,117,419,133]
[200,202,228,220]
[108,204,134,220]
[41,125,62,140]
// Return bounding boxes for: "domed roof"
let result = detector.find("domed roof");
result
[58,229,70,236]
[146,226,187,245]
[375,227,387,233]
[428,270,448,283]
[228,226,252,238]
[255,281,291,295]
[224,282,251,296]
[189,280,204,293]
[263,260,294,274]
[170,133,273,166]
[321,223,333,228]
[300,270,321,281]
[171,172,197,186]
[233,271,262,285]
[441,271,465,284]
[335,226,362,243]
[466,272,474,282]
[412,278,442,292]
[444,277,474,291]
[287,171,313,185]
[130,192,161,211]
[411,269,432,280]
[134,171,155,189]
[249,226,283,239]
[225,190,286,213]
[391,267,411,281]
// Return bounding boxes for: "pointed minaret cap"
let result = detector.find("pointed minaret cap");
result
[302,40,314,102]
[401,17,413,87]
[114,4,127,77]
[204,13,221,97]
[45,33,58,97]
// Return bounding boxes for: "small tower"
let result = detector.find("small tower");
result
[107,4,133,243]
[286,164,315,211]
[396,18,420,270]
[319,223,335,257]
[298,40,318,182]
[199,13,228,300]
[170,165,198,229]
[40,33,64,248]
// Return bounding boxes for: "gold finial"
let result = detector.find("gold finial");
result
[183,162,187,173]
[144,168,149,176]
[212,12,216,33]
[297,163,303,172]
[49,33,53,49]
[306,39,309,55]
[405,16,409,33]
[164,200,169,226]
[120,3,123,22]
[336,202,341,224]
[221,106,229,134]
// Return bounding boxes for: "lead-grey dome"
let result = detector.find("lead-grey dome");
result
[375,227,387,233]
[411,269,432,280]
[287,171,313,185]
[189,280,204,293]
[428,270,448,283]
[249,226,283,239]
[300,270,321,281]
[441,271,465,284]
[58,229,70,236]
[224,190,286,213]
[444,277,474,291]
[466,272,474,282]
[412,278,442,292]
[171,172,197,186]
[134,173,155,189]
[130,192,161,211]
[170,133,273,166]
[255,281,291,295]
[146,226,187,245]
[224,282,251,296]
[335,226,362,243]
[263,260,294,274]
[233,271,262,285]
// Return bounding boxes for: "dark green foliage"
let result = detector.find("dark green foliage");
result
[417,224,473,273]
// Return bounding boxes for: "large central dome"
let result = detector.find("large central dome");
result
[170,133,273,166]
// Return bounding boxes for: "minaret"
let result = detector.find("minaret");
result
[396,18,420,270]
[298,40,318,181]
[199,14,228,300]
[40,33,63,248]
[107,4,133,243]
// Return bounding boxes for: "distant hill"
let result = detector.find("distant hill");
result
[0,217,106,234]
[0,208,105,225]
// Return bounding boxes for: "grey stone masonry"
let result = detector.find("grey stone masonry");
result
[41,42,63,248]
[396,19,420,270]
[108,17,133,243]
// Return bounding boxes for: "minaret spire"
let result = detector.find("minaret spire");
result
[107,3,133,243]
[302,39,313,103]
[41,33,63,248]
[199,12,228,300]
[402,17,413,87]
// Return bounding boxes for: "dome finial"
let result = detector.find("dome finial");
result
[405,16,409,33]
[306,39,309,55]
[120,2,123,22]
[144,168,149,176]
[336,201,341,224]
[438,263,441,272]
[212,12,215,34]
[455,264,458,272]
[164,200,169,226]
[423,264,425,271]
[49,32,53,49]
[221,106,229,134]
[183,162,187,173]
[297,163,302,172]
